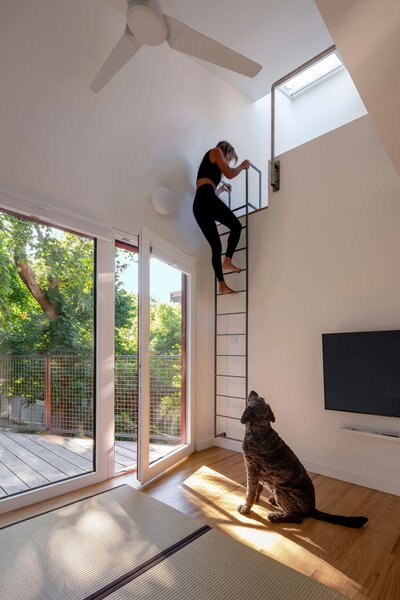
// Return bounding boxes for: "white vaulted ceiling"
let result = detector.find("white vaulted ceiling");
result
[102,0,334,99]
[0,0,334,240]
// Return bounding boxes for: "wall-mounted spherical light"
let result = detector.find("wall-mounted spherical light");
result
[150,186,176,215]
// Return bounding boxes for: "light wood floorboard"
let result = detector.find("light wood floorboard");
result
[0,447,399,599]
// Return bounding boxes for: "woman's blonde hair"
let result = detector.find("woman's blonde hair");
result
[216,141,238,164]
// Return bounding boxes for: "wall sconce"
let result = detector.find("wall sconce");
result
[150,186,176,215]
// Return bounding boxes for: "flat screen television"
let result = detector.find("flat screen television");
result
[322,330,400,418]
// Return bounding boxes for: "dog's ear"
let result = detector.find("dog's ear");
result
[266,404,275,422]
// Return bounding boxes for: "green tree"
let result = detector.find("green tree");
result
[0,212,182,356]
[0,213,95,354]
[114,248,138,354]
[150,301,182,355]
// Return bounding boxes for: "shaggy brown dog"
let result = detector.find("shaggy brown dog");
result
[238,391,368,528]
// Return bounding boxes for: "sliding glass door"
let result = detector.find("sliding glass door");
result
[0,212,194,503]
[0,210,96,499]
[148,256,186,464]
[138,229,194,484]
[114,241,139,473]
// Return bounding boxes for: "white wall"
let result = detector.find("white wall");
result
[0,0,267,256]
[248,115,400,495]
[0,1,269,455]
[315,0,400,177]
[275,69,367,156]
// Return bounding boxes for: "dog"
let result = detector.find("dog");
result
[238,391,368,528]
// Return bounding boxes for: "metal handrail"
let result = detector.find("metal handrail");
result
[225,161,262,211]
[270,44,337,192]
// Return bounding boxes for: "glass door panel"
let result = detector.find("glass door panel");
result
[149,257,186,465]
[0,210,96,499]
[137,229,194,485]
[114,241,138,473]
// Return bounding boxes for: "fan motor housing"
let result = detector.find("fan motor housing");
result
[127,0,167,46]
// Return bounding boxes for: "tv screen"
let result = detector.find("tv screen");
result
[322,330,400,418]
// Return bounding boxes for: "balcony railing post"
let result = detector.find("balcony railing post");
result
[45,356,51,431]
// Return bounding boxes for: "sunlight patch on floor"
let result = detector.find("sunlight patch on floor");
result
[182,465,359,596]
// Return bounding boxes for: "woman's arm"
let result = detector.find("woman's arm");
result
[216,182,232,196]
[210,147,250,180]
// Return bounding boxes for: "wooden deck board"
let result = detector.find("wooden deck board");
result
[0,432,75,483]
[0,460,29,495]
[0,441,49,488]
[23,433,93,470]
[2,432,85,478]
[0,430,181,496]
[44,434,94,461]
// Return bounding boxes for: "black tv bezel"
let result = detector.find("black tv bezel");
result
[322,329,400,419]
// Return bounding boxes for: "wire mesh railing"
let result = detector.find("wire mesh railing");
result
[0,354,182,442]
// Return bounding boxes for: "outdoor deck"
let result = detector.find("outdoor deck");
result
[0,430,179,498]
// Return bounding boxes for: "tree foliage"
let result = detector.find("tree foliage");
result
[0,213,182,356]
[0,213,95,354]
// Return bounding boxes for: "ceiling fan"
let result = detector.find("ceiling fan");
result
[90,0,262,92]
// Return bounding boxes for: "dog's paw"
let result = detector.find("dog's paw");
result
[237,504,251,515]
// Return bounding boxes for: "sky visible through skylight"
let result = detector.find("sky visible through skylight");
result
[281,53,343,98]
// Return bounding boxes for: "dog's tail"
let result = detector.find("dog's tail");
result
[311,509,368,528]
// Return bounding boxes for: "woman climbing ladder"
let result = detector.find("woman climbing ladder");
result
[193,141,250,294]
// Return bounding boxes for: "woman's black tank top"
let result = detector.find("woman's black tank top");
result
[196,150,221,186]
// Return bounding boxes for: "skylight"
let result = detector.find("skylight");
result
[279,53,344,99]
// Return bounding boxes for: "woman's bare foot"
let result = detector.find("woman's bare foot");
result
[223,257,241,273]
[218,281,236,294]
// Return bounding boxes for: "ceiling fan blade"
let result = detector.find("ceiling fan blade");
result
[90,26,142,92]
[102,0,127,17]
[164,15,262,78]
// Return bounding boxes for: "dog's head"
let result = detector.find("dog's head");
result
[241,390,275,427]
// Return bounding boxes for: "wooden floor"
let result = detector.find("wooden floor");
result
[0,429,179,497]
[0,447,399,599]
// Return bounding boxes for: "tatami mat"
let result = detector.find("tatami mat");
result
[107,528,346,600]
[0,485,346,600]
[0,485,203,600]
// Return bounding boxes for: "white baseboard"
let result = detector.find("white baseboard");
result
[195,438,215,452]
[200,440,399,497]
[208,441,399,496]
[302,460,400,497]
[214,437,242,453]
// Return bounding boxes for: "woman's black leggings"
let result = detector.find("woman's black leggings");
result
[193,184,242,282]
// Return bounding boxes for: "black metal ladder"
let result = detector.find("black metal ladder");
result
[214,164,262,442]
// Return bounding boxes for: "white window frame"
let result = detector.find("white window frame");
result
[0,193,114,515]
[138,228,196,486]
[279,52,344,100]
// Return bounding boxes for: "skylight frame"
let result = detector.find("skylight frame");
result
[279,52,344,100]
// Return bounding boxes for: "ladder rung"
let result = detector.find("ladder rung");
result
[223,268,247,275]
[217,290,246,296]
[216,414,241,421]
[218,226,247,236]
[216,333,246,336]
[217,311,246,316]
[221,247,246,255]
[217,435,243,443]
[217,394,246,400]
[216,374,246,379]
